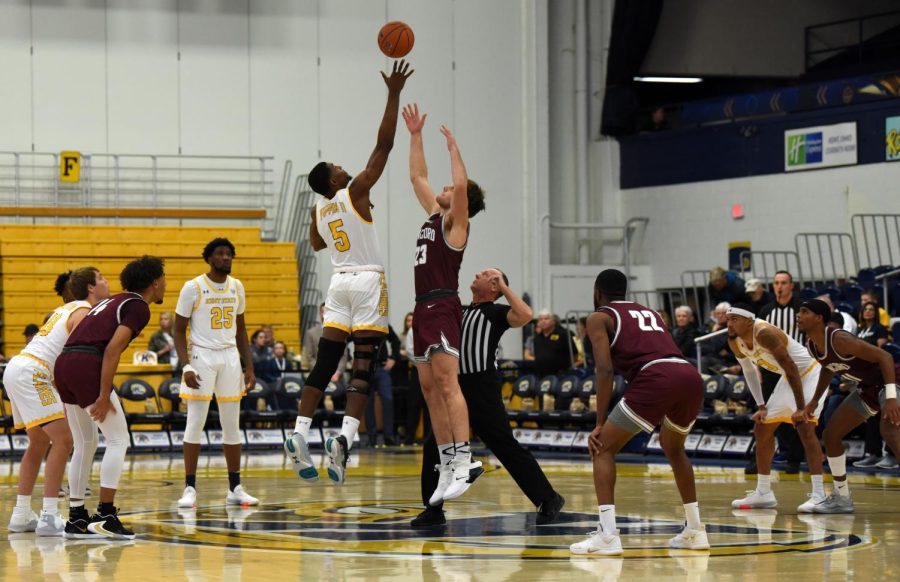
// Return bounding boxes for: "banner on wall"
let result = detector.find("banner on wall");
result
[728,241,751,273]
[784,122,857,172]
[886,116,900,161]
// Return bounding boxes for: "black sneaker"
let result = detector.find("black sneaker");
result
[410,506,446,528]
[535,493,565,525]
[65,509,101,539]
[87,507,135,540]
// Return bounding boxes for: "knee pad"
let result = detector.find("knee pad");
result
[184,399,211,444]
[306,337,347,389]
[348,335,383,394]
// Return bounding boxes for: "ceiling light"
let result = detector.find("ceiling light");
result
[633,76,703,83]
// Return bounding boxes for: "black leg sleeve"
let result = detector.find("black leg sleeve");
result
[420,430,440,508]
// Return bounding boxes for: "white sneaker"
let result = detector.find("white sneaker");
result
[8,510,39,533]
[797,492,827,513]
[441,458,484,502]
[225,485,259,506]
[325,436,349,485]
[569,529,623,555]
[177,486,197,508]
[284,432,319,482]
[35,513,65,537]
[428,464,453,506]
[668,525,710,550]
[731,489,777,509]
[226,506,258,530]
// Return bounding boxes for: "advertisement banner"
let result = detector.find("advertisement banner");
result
[886,115,900,161]
[784,122,857,171]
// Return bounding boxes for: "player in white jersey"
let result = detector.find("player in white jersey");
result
[725,304,826,513]
[174,238,258,508]
[5,268,109,536]
[284,60,412,486]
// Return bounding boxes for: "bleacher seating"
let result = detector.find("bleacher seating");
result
[0,224,300,366]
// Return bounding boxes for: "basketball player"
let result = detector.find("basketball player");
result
[795,299,900,513]
[412,268,564,527]
[55,256,166,540]
[174,238,258,508]
[402,103,487,503]
[726,304,826,512]
[284,60,413,485]
[570,269,708,555]
[5,268,109,536]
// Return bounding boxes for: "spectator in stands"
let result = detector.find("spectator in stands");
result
[256,341,296,385]
[671,306,701,360]
[701,302,740,374]
[250,329,273,372]
[531,310,578,377]
[23,324,39,346]
[657,310,673,329]
[857,302,889,348]
[861,289,891,327]
[148,312,177,369]
[708,267,747,306]
[301,303,347,382]
[744,279,773,315]
[364,325,401,447]
[577,316,595,370]
[818,295,857,335]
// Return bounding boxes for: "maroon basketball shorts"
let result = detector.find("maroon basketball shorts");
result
[608,360,703,435]
[848,364,900,418]
[412,296,462,364]
[54,351,102,408]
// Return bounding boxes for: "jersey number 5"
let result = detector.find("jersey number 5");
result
[629,309,664,332]
[211,307,234,330]
[328,219,351,252]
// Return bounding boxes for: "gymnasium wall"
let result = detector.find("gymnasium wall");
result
[0,0,543,356]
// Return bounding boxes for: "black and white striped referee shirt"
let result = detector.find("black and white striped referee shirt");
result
[459,302,511,375]
[757,296,805,344]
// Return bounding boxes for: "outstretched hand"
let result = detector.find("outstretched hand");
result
[381,59,414,93]
[440,125,457,151]
[402,103,427,134]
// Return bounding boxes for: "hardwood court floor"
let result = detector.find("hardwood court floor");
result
[1,449,899,581]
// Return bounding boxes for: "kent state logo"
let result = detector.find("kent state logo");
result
[130,501,871,559]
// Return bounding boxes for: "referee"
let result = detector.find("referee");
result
[752,270,804,475]
[411,268,565,527]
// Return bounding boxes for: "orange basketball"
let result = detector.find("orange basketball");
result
[378,21,414,59]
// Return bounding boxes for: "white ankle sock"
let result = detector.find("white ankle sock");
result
[683,501,702,530]
[340,416,360,450]
[294,416,312,438]
[811,474,825,497]
[15,495,31,511]
[598,504,616,534]
[438,443,455,468]
[453,441,471,464]
[828,454,846,480]
[833,478,851,497]
[757,474,772,494]
[42,497,58,516]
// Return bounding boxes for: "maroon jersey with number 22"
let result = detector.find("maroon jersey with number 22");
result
[597,301,684,383]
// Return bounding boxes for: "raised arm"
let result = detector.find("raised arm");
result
[441,125,470,249]
[495,274,532,328]
[309,207,326,252]
[349,60,413,203]
[402,103,439,215]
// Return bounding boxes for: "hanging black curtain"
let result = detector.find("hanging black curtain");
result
[600,0,664,136]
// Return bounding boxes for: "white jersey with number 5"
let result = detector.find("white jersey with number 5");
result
[316,186,383,272]
[175,274,245,350]
[21,300,91,369]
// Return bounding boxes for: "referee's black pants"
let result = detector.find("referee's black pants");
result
[421,370,557,509]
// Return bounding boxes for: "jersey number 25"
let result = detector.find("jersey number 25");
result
[211,307,234,329]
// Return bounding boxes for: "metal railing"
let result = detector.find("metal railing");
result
[0,151,277,236]
[852,214,900,270]
[876,267,900,316]
[278,173,322,337]
[628,289,684,315]
[681,270,711,320]
[794,232,858,285]
[738,250,804,286]
[805,10,900,71]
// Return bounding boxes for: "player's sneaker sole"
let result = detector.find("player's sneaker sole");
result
[284,433,319,482]
[325,437,348,485]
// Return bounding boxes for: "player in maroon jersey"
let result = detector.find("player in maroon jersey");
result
[54,255,166,540]
[402,103,486,504]
[795,299,900,513]
[570,269,708,556]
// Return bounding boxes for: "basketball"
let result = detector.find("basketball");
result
[378,21,414,58]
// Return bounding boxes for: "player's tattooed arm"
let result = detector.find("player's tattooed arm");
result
[757,327,805,409]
